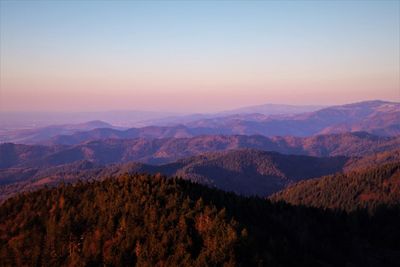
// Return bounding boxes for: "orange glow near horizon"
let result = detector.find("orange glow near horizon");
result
[1,1,399,112]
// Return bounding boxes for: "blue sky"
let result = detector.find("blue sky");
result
[1,0,399,112]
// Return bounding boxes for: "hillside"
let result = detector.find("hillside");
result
[1,173,400,266]
[270,162,400,212]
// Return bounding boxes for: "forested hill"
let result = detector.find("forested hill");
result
[271,162,400,212]
[1,174,400,266]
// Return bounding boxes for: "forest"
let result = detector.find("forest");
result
[1,173,399,266]
[271,162,400,212]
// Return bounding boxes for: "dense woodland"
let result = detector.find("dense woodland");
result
[1,173,400,266]
[271,162,400,212]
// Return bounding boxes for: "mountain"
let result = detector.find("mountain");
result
[0,120,117,144]
[1,173,399,266]
[301,100,400,136]
[270,162,400,212]
[185,100,400,137]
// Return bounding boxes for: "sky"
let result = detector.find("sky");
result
[0,0,399,113]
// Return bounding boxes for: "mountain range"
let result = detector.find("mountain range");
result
[185,100,400,137]
[0,120,118,144]
[0,100,399,206]
[1,100,400,265]
[1,100,398,146]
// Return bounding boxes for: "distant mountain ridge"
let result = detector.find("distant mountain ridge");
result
[185,100,400,137]
[31,100,399,145]
[0,120,119,144]
[1,100,398,146]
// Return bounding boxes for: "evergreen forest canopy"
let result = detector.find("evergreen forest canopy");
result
[270,162,400,212]
[1,173,400,266]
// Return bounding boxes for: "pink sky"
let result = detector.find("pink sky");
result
[1,1,399,113]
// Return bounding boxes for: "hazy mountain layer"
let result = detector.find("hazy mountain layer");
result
[2,100,397,146]
[185,100,400,137]
[0,120,117,144]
